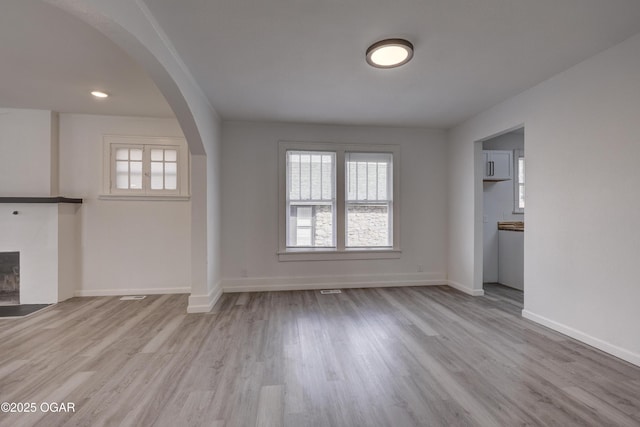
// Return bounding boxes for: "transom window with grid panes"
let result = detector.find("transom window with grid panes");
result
[102,136,189,198]
[279,141,400,260]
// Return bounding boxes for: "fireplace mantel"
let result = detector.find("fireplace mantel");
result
[0,197,82,204]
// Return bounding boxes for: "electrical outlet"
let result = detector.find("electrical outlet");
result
[241,268,248,277]
[417,265,424,273]
[483,215,488,223]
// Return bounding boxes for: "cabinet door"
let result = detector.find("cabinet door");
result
[490,151,512,180]
[483,151,491,179]
[483,150,512,181]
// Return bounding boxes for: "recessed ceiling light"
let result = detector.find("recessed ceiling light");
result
[91,91,109,98]
[366,39,414,69]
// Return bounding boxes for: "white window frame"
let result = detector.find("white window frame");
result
[101,135,190,200]
[513,149,525,214]
[278,141,401,261]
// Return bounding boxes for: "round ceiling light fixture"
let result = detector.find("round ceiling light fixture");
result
[91,90,109,98]
[366,38,414,69]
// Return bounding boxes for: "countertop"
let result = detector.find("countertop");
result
[497,221,524,232]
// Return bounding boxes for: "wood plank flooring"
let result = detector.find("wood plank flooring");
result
[1,285,639,426]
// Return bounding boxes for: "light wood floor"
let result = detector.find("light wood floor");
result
[1,285,640,427]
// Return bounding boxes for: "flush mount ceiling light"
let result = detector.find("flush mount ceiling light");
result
[366,38,414,69]
[91,90,109,98]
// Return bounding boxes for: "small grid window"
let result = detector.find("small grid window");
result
[103,136,189,198]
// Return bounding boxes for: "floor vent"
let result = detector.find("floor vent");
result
[120,295,147,301]
[320,289,342,295]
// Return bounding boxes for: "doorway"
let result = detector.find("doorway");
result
[480,127,525,305]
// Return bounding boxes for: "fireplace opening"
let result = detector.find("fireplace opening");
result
[0,252,19,305]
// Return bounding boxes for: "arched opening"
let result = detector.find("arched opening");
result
[0,0,221,312]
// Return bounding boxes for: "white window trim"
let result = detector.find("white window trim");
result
[513,149,524,214]
[278,140,401,261]
[101,135,190,200]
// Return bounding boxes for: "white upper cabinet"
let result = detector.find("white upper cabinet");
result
[483,150,512,181]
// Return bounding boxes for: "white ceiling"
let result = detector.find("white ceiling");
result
[142,0,640,127]
[2,1,640,128]
[0,0,173,117]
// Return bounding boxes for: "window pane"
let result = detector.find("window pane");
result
[344,152,393,247]
[288,205,333,247]
[322,155,333,200]
[356,162,367,200]
[377,163,388,200]
[300,154,311,200]
[130,149,143,161]
[311,155,322,200]
[289,154,300,200]
[165,163,177,190]
[130,161,143,189]
[116,148,129,160]
[150,162,163,189]
[116,161,129,189]
[347,161,357,200]
[151,149,164,161]
[518,157,525,183]
[165,149,177,162]
[346,204,390,247]
[519,184,525,209]
[296,228,312,246]
[346,152,392,202]
[367,162,377,200]
[296,206,312,227]
[287,150,335,201]
[286,150,336,248]
[312,205,333,247]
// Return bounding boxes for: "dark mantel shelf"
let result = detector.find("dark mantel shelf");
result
[0,197,83,204]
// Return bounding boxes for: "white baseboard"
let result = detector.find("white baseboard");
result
[75,287,190,297]
[447,280,485,296]
[187,283,222,313]
[222,272,447,293]
[522,310,640,367]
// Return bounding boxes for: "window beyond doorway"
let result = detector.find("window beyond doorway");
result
[514,149,525,213]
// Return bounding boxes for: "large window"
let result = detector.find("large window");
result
[279,142,399,261]
[102,136,189,199]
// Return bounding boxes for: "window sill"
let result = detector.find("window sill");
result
[98,194,190,201]
[277,249,401,262]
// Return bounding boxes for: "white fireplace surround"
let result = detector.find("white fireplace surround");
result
[0,201,80,304]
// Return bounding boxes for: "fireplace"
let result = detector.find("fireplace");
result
[0,252,19,305]
[0,198,82,304]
